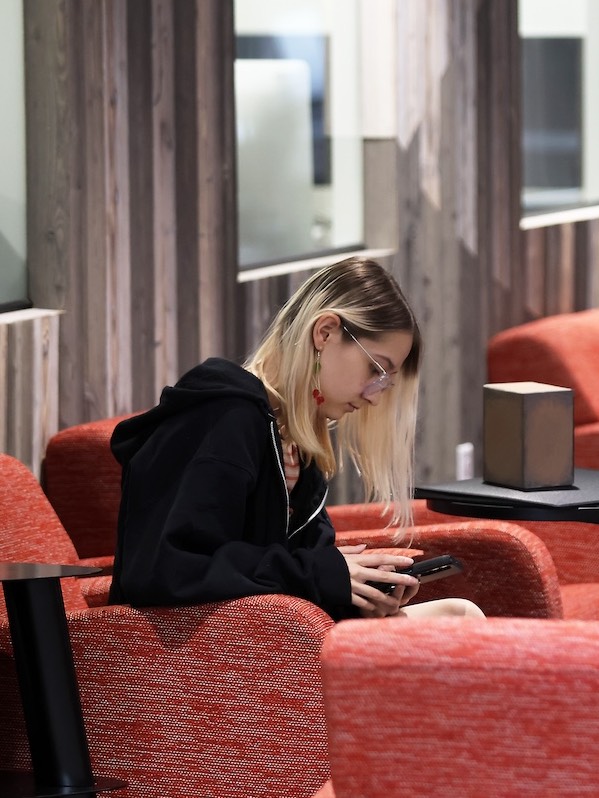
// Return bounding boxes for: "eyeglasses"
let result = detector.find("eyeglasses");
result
[342,325,394,397]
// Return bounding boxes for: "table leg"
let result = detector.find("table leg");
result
[3,577,95,792]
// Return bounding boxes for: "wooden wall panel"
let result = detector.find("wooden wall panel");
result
[521,217,599,318]
[24,0,237,450]
[14,0,599,483]
[0,310,60,477]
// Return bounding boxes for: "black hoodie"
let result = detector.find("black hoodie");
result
[109,358,356,620]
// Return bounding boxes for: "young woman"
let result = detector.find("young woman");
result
[109,256,483,620]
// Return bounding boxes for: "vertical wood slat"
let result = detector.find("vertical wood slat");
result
[477,0,522,334]
[105,0,133,414]
[17,0,599,484]
[127,0,156,409]
[521,217,599,316]
[196,0,238,362]
[523,226,545,317]
[0,310,61,477]
[151,0,178,395]
[23,0,238,453]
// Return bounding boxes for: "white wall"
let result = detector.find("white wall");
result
[0,0,27,306]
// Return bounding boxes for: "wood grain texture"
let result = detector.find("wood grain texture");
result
[24,0,237,436]
[521,218,599,319]
[15,0,598,486]
[0,310,61,477]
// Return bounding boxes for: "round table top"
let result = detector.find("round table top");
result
[0,563,101,582]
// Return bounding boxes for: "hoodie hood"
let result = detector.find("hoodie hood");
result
[111,358,273,466]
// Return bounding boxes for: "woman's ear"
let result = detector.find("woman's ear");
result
[312,313,342,349]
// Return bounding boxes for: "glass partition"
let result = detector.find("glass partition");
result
[520,0,599,213]
[234,0,364,268]
[0,0,28,310]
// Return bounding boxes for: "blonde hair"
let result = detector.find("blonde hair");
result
[245,256,421,528]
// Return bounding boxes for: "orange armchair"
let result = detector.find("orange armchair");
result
[315,616,599,797]
[42,414,133,560]
[0,452,335,797]
[330,500,599,619]
[1,451,562,796]
[0,598,335,798]
[41,418,569,619]
[0,453,113,614]
[336,520,563,619]
[487,308,599,469]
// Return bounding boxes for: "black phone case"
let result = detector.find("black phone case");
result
[369,554,463,594]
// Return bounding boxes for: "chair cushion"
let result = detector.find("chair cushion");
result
[43,415,131,558]
[575,422,599,469]
[487,309,599,427]
[0,454,87,619]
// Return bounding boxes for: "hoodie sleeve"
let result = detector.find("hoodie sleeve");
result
[110,400,353,619]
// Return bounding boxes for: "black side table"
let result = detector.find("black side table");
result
[0,563,126,797]
[415,467,599,524]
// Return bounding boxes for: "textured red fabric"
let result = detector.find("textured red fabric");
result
[331,500,599,619]
[0,595,334,798]
[43,414,134,558]
[0,453,88,619]
[337,522,563,618]
[560,583,599,620]
[0,452,335,796]
[320,616,599,797]
[576,422,599,468]
[486,309,599,465]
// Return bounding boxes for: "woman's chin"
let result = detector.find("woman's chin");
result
[320,404,346,421]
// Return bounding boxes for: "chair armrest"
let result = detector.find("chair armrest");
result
[79,574,113,607]
[412,498,599,587]
[0,594,334,798]
[408,521,563,618]
[339,522,563,618]
[320,616,599,796]
[329,499,466,533]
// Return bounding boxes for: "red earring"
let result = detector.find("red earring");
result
[312,350,325,405]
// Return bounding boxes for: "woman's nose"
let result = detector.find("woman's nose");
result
[365,390,382,406]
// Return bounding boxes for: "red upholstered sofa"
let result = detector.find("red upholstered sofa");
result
[487,308,599,469]
[329,501,599,620]
[315,616,599,797]
[43,415,599,618]
[0,452,335,798]
[0,452,567,796]
[40,416,572,619]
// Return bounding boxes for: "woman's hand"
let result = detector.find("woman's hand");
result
[337,544,421,617]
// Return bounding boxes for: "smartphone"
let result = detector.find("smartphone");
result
[369,554,464,594]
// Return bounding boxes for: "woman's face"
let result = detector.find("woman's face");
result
[315,320,414,420]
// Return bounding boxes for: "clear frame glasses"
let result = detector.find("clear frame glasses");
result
[341,325,394,397]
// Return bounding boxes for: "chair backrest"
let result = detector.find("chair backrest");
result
[43,415,132,558]
[0,594,335,798]
[320,616,599,798]
[487,309,599,427]
[0,453,88,616]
